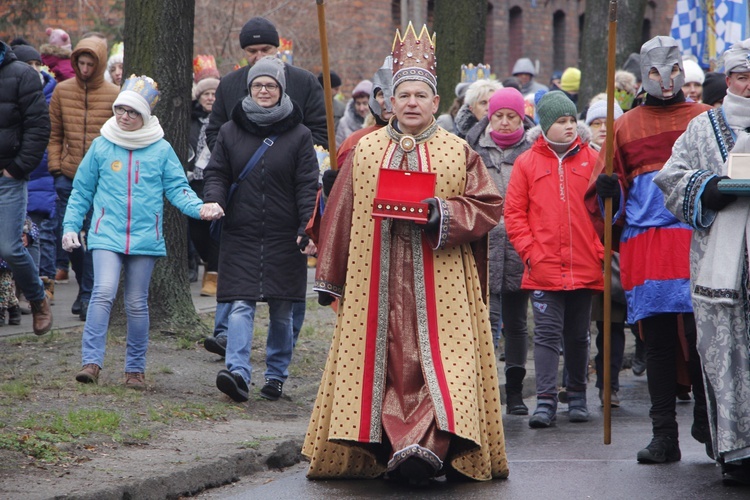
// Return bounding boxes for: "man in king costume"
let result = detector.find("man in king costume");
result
[302,23,508,484]
[654,39,750,485]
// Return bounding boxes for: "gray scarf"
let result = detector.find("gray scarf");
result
[241,93,293,126]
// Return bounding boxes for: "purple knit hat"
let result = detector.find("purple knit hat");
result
[488,87,525,118]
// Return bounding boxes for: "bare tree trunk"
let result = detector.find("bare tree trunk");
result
[579,0,648,111]
[433,0,487,113]
[122,0,204,332]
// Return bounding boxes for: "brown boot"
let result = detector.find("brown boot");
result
[41,277,55,304]
[30,297,52,335]
[76,364,100,384]
[125,372,146,390]
[201,271,218,296]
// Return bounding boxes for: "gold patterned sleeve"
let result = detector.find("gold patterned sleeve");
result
[436,145,504,249]
[313,153,355,297]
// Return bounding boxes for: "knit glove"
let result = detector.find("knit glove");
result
[421,198,441,234]
[595,173,621,208]
[701,176,737,212]
[62,232,81,252]
[322,169,339,197]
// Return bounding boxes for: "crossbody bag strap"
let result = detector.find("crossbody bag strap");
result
[226,134,279,206]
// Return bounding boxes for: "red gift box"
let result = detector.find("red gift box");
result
[373,168,436,223]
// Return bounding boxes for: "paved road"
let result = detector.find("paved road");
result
[197,374,743,499]
[0,267,317,339]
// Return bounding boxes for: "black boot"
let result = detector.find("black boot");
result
[8,305,21,325]
[505,367,529,415]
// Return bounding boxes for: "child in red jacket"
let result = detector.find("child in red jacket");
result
[504,91,604,429]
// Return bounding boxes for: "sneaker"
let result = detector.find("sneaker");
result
[125,372,146,390]
[55,268,69,284]
[204,335,227,357]
[260,378,283,401]
[637,435,681,464]
[598,389,621,408]
[528,399,557,428]
[216,369,249,402]
[567,391,589,423]
[76,364,101,384]
[631,355,646,377]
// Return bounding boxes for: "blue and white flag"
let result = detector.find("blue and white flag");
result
[672,0,749,68]
[671,0,706,64]
[714,0,749,54]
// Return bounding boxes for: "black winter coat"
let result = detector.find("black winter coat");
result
[203,102,318,303]
[206,63,328,151]
[0,42,50,180]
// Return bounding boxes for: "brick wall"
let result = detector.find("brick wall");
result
[1,0,677,96]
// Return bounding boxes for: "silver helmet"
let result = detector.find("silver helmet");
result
[640,36,685,100]
[369,56,394,117]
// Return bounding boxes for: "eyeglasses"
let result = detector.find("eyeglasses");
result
[250,83,279,92]
[114,106,141,119]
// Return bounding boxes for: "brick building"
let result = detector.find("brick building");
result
[1,0,676,94]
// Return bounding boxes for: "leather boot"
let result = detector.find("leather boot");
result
[41,277,55,304]
[505,367,529,415]
[30,297,52,335]
[201,271,218,296]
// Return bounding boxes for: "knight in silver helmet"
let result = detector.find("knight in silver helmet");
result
[640,35,685,100]
[369,56,394,118]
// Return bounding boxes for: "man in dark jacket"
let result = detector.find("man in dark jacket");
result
[205,17,328,151]
[203,17,326,359]
[0,41,53,335]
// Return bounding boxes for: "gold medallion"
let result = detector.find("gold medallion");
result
[399,135,416,152]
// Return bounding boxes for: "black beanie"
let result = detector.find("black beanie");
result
[702,72,728,106]
[239,17,279,49]
[317,71,342,88]
[13,44,42,64]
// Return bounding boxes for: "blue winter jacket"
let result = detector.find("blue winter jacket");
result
[63,136,202,256]
[27,71,57,218]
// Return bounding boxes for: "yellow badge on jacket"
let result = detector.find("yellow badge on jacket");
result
[111,160,122,172]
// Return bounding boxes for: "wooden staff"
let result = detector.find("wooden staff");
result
[316,0,338,169]
[602,0,618,445]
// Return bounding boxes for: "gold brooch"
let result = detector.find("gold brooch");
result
[399,135,416,152]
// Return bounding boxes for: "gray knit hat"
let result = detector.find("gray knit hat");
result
[536,91,577,133]
[247,56,286,95]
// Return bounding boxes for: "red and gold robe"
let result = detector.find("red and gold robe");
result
[302,124,508,481]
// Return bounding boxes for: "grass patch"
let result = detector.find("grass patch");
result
[148,401,235,424]
[0,380,31,399]
[156,365,174,375]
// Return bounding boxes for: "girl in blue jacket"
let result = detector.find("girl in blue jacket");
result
[62,75,223,389]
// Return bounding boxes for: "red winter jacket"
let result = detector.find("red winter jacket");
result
[504,130,604,292]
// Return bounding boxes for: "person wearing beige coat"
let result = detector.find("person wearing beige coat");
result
[48,37,119,320]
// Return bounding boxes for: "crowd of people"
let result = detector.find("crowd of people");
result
[1,14,749,487]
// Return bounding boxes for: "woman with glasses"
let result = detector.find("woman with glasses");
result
[62,75,223,389]
[203,56,318,403]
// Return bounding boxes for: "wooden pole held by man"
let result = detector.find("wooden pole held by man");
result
[316,0,338,170]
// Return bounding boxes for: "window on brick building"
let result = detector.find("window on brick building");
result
[509,6,523,73]
[553,10,566,72]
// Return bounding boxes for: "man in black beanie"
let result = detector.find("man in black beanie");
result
[205,16,327,151]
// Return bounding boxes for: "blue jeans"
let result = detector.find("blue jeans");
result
[81,250,156,372]
[225,299,294,384]
[0,177,44,302]
[29,213,57,279]
[55,175,93,299]
[215,300,306,346]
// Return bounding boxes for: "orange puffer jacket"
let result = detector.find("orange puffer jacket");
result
[48,38,120,179]
[505,130,604,292]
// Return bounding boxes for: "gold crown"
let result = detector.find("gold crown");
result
[392,22,437,93]
[193,55,220,82]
